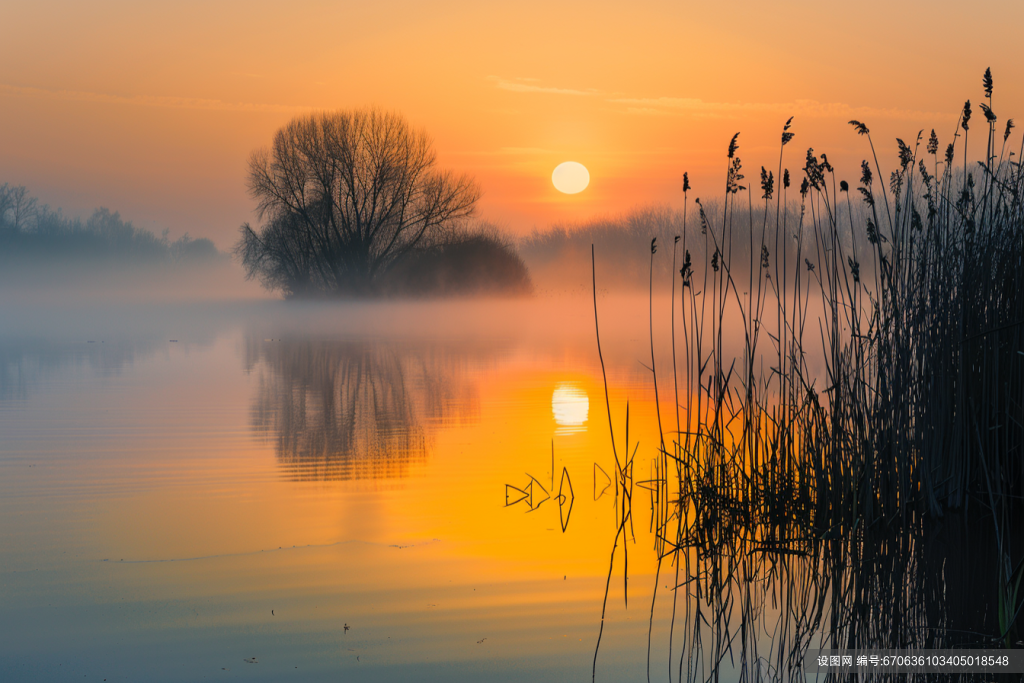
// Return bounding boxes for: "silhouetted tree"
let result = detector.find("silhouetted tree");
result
[236,108,481,296]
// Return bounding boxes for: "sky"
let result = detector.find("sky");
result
[2,0,1023,247]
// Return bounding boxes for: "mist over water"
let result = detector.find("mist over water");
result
[0,285,683,682]
[2,175,1019,680]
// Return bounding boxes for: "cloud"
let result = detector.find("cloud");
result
[623,107,674,116]
[612,96,940,121]
[487,76,597,97]
[0,82,302,113]
[447,146,560,169]
[498,147,554,155]
[488,76,943,122]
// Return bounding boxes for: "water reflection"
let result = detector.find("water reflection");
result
[246,337,484,481]
[0,338,158,400]
[657,506,1014,681]
[595,430,1021,682]
[0,309,669,682]
[552,383,589,433]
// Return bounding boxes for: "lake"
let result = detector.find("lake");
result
[2,296,1014,682]
[0,296,678,682]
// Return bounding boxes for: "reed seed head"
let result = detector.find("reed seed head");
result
[680,250,692,286]
[927,130,939,155]
[695,198,709,234]
[983,67,994,98]
[897,138,913,170]
[962,100,972,131]
[847,256,860,283]
[860,160,873,186]
[849,120,870,136]
[782,116,795,146]
[803,148,824,190]
[728,133,740,159]
[918,159,932,187]
[1005,119,1015,143]
[889,170,901,197]
[727,157,745,194]
[760,166,774,199]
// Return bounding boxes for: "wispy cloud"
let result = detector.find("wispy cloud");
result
[489,76,943,122]
[498,146,554,155]
[0,82,303,113]
[487,76,597,97]
[611,96,941,121]
[449,146,555,159]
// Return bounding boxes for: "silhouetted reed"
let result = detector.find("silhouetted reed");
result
[593,69,1024,682]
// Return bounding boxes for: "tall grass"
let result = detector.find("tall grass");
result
[592,69,1024,681]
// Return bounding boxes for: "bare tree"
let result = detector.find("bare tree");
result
[0,184,38,232]
[236,108,481,296]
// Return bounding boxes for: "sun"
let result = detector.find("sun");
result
[552,161,590,194]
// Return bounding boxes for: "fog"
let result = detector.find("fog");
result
[521,200,881,294]
[1,173,882,309]
[0,183,266,303]
[0,183,845,399]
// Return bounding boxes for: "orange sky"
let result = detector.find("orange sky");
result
[2,0,1022,247]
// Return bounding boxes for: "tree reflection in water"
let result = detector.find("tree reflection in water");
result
[0,338,164,400]
[246,338,480,481]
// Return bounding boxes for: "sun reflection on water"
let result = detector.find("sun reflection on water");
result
[0,314,671,681]
[551,383,588,434]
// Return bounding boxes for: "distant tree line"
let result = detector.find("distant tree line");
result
[236,108,532,298]
[0,184,221,264]
[517,201,876,293]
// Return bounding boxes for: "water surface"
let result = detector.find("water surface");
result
[1,297,673,682]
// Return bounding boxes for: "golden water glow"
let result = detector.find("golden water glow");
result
[0,315,676,678]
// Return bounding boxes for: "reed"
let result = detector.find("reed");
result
[593,68,1024,681]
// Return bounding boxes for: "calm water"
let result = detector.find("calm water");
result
[0,298,678,682]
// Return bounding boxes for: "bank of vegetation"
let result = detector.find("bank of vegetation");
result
[591,69,1024,681]
[0,184,221,265]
